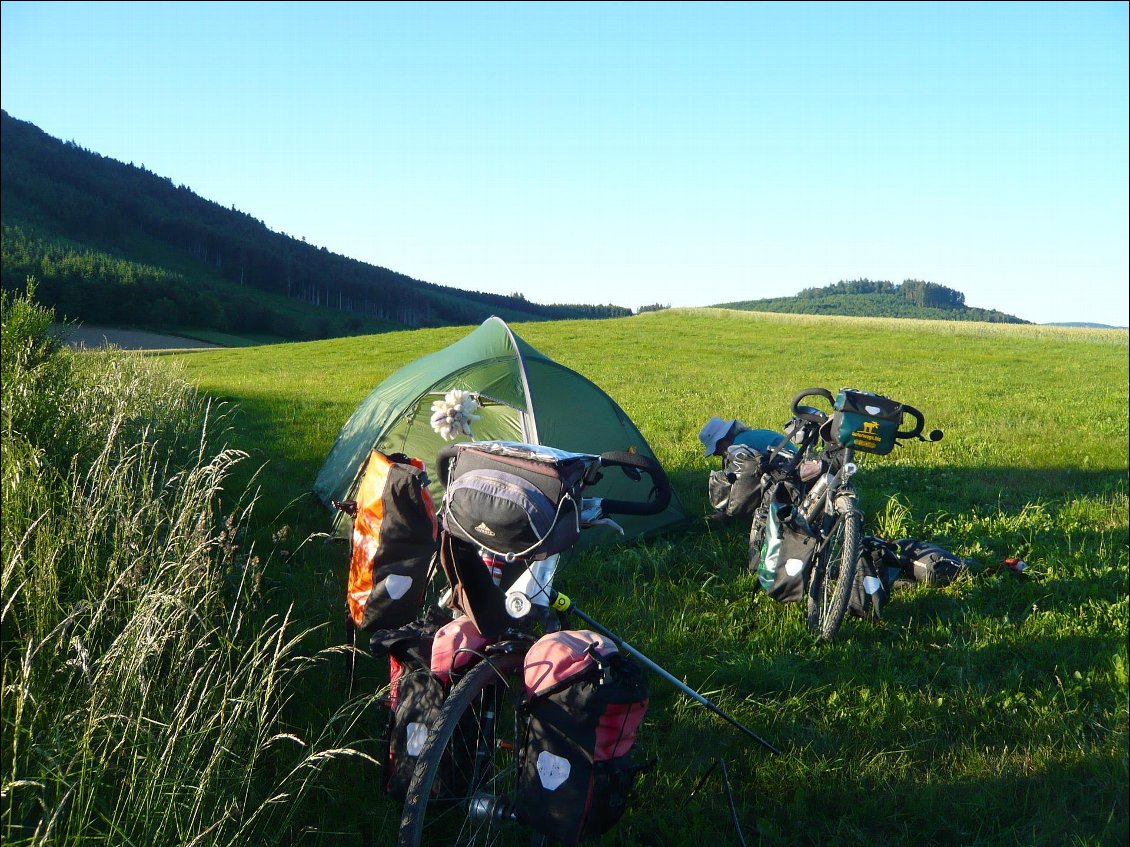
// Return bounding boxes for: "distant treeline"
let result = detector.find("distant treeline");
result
[1,224,326,338]
[0,110,630,336]
[717,278,1026,323]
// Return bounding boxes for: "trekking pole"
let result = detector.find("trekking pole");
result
[557,596,781,755]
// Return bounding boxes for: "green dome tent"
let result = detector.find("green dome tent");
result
[314,316,689,547]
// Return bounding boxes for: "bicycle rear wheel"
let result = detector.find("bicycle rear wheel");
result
[398,650,542,847]
[805,507,860,640]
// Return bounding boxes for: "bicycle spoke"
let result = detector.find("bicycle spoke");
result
[806,506,860,640]
[399,654,529,847]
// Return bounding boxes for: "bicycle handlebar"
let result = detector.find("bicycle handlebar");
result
[895,403,925,439]
[434,444,671,517]
[791,387,834,418]
[789,388,943,444]
[435,444,460,488]
[894,403,944,441]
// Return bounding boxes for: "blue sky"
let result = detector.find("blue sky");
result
[2,1,1126,324]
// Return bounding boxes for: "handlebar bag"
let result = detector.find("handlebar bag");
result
[347,450,438,632]
[442,442,595,560]
[831,389,903,455]
[516,630,649,846]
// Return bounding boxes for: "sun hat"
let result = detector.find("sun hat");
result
[698,417,737,457]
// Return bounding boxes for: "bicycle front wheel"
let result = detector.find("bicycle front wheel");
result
[398,650,539,847]
[805,506,861,640]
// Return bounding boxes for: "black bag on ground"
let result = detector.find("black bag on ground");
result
[369,613,451,800]
[897,539,967,586]
[849,536,904,619]
[752,482,816,603]
[708,444,768,519]
[516,630,650,846]
[441,442,594,560]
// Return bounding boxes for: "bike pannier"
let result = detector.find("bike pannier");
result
[347,450,438,632]
[831,389,903,455]
[897,539,967,586]
[442,442,594,560]
[369,616,449,800]
[370,611,492,801]
[516,630,649,845]
[849,536,903,619]
[753,483,815,603]
[709,444,769,519]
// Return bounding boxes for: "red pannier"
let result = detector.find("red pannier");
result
[516,630,649,845]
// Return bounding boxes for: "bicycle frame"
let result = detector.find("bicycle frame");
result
[757,387,943,642]
[397,442,781,846]
[800,452,858,528]
[445,550,781,755]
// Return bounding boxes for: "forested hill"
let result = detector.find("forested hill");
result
[716,279,1027,323]
[0,111,630,341]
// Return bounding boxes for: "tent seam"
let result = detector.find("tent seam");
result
[492,316,539,445]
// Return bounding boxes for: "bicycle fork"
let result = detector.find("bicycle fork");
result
[801,462,859,534]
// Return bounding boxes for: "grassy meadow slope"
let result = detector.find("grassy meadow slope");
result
[164,308,1128,846]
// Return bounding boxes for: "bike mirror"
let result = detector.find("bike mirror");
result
[928,429,944,442]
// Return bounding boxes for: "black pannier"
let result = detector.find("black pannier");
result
[516,630,650,845]
[369,615,450,800]
[440,442,595,560]
[849,536,904,619]
[897,539,968,586]
[709,444,770,519]
[751,482,816,603]
[370,610,493,800]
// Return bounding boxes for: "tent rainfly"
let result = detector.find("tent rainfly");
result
[314,316,689,547]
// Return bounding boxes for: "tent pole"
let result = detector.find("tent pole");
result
[569,604,780,755]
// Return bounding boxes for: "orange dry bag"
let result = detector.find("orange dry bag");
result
[346,451,438,631]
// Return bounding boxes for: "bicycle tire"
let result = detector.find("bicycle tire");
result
[805,506,860,640]
[398,650,543,847]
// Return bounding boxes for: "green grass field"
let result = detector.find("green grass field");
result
[160,308,1128,846]
[6,298,1124,847]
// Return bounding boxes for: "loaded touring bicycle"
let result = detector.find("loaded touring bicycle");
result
[711,388,944,641]
[341,438,778,846]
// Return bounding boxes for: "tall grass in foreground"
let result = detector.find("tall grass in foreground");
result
[1,288,376,846]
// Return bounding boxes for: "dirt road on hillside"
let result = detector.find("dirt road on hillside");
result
[59,325,221,350]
